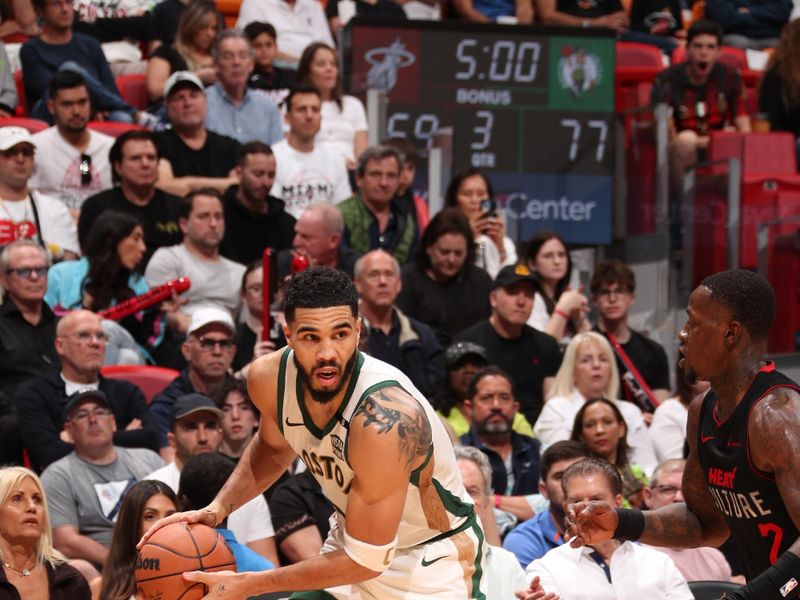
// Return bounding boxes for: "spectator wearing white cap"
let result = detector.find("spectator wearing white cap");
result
[0,126,79,260]
[145,188,245,336]
[155,71,241,198]
[149,306,237,460]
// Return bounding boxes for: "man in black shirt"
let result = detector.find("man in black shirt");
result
[79,130,182,265]
[220,141,295,265]
[457,264,561,426]
[0,240,59,464]
[591,260,670,411]
[156,71,240,198]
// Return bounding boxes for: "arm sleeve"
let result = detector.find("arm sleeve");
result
[625,407,658,477]
[346,96,368,132]
[110,384,160,453]
[524,558,560,593]
[0,44,17,110]
[144,249,180,288]
[40,195,80,256]
[16,383,73,469]
[19,42,51,111]
[267,101,284,145]
[235,0,264,30]
[333,166,353,203]
[532,400,571,446]
[649,402,688,462]
[661,553,695,599]
[312,4,335,46]
[149,390,175,447]
[41,464,79,528]
[744,0,792,24]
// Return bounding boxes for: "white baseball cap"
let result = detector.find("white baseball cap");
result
[186,306,235,337]
[163,71,205,98]
[0,127,35,151]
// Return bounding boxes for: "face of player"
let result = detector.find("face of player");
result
[170,411,223,466]
[48,86,90,134]
[183,324,236,380]
[117,225,146,271]
[356,156,400,209]
[531,238,568,286]
[284,92,322,142]
[242,268,263,316]
[578,402,626,462]
[563,472,622,514]
[285,306,360,405]
[308,47,339,96]
[468,374,517,437]
[491,281,535,326]
[593,281,635,323]
[0,477,44,545]
[458,458,488,513]
[56,310,107,376]
[0,143,35,189]
[116,139,158,189]
[165,87,207,130]
[251,32,277,69]
[140,493,177,538]
[239,152,276,205]
[455,175,490,220]
[181,194,224,251]
[645,469,684,510]
[426,233,468,281]
[679,286,731,385]
[686,33,720,83]
[355,251,401,311]
[573,340,611,399]
[221,390,258,444]
[0,246,48,307]
[215,37,254,91]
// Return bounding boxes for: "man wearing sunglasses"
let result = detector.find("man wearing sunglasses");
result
[149,307,237,462]
[0,126,79,259]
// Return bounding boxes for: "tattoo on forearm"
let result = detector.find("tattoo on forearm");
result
[356,391,432,467]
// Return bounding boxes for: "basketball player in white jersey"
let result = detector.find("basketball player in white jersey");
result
[140,266,487,599]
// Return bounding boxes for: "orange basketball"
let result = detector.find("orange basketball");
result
[135,522,237,600]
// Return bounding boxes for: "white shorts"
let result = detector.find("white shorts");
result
[291,516,488,599]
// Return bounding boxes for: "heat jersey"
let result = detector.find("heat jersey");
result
[697,362,800,579]
[276,348,483,548]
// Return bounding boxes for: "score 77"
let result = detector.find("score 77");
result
[560,118,608,162]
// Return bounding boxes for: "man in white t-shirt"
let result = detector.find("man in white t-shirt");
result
[270,86,351,219]
[0,126,78,259]
[236,0,333,66]
[145,188,245,335]
[145,393,279,565]
[29,71,114,218]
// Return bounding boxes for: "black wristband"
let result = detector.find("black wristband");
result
[724,552,800,600]
[612,508,645,541]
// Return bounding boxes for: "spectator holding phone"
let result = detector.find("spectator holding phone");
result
[445,168,516,279]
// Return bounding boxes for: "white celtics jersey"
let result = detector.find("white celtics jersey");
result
[277,348,477,549]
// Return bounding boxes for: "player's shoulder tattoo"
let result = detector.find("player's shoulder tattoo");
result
[354,386,433,468]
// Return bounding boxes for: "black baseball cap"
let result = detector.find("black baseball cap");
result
[492,264,537,290]
[63,389,111,421]
[445,342,488,369]
[171,393,224,424]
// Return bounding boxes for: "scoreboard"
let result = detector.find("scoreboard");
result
[342,19,617,244]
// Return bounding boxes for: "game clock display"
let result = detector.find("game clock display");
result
[342,20,617,244]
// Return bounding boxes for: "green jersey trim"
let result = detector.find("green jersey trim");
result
[276,347,292,436]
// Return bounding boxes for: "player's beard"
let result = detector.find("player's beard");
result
[295,350,358,405]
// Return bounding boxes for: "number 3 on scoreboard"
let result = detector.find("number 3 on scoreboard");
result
[758,522,784,565]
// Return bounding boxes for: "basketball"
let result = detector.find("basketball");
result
[135,522,237,600]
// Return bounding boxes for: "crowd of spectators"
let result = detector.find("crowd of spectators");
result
[0,0,796,596]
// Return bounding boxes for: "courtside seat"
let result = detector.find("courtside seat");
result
[116,74,149,111]
[87,121,144,137]
[100,365,180,404]
[688,580,742,600]
[616,41,664,87]
[0,116,48,132]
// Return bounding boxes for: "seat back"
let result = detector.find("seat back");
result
[688,580,742,600]
[87,121,145,137]
[100,365,180,404]
[116,74,149,111]
[743,132,797,176]
[0,116,49,133]
[616,41,664,69]
[13,70,25,116]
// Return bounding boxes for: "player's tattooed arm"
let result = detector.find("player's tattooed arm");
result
[354,387,433,469]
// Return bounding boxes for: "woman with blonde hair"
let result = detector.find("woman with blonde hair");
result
[534,332,657,475]
[0,466,90,599]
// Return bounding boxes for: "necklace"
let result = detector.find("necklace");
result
[3,561,34,577]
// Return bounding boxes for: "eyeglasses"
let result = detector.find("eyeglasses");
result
[67,331,109,343]
[0,146,34,159]
[79,154,92,187]
[69,407,113,423]
[197,337,234,351]
[652,485,681,497]
[6,266,48,279]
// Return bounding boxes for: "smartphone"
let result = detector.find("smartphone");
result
[479,198,497,217]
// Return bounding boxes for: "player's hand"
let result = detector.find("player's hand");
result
[184,570,253,599]
[137,506,221,550]
[515,576,560,600]
[565,500,617,548]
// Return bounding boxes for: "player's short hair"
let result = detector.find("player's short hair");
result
[178,453,236,510]
[466,366,513,400]
[540,440,589,481]
[700,269,776,340]
[284,266,359,323]
[590,260,636,296]
[561,457,622,497]
[688,19,723,46]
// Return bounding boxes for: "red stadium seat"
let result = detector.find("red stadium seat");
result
[13,70,25,116]
[615,42,664,87]
[100,365,179,404]
[766,228,800,353]
[0,116,48,132]
[116,74,149,111]
[87,121,145,137]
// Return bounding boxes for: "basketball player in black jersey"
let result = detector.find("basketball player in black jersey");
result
[564,270,800,600]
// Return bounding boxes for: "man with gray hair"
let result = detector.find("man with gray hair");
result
[355,249,443,396]
[338,145,418,265]
[454,444,528,600]
[277,203,360,279]
[205,30,283,146]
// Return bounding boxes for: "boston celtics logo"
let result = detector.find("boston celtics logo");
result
[557,45,602,99]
